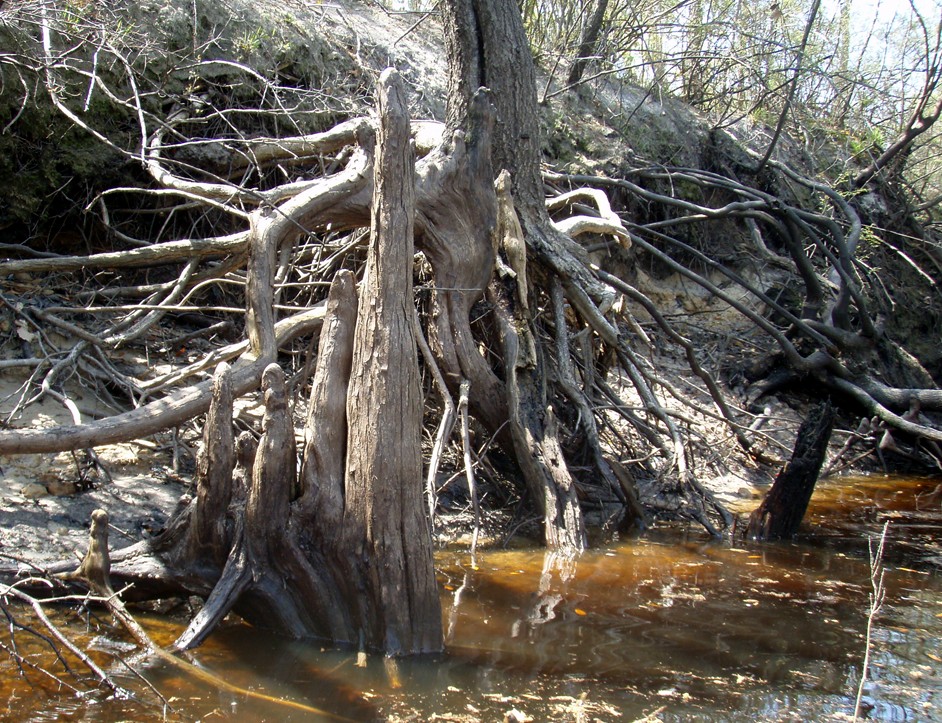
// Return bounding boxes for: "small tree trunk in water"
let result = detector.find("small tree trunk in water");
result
[747,400,835,540]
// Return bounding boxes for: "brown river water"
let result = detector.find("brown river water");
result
[1,475,940,721]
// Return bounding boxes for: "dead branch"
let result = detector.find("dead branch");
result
[0,581,131,699]
[59,509,361,720]
[0,233,249,276]
[0,307,325,454]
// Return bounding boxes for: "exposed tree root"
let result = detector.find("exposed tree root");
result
[1,0,941,658]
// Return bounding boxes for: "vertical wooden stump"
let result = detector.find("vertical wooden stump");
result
[299,269,358,532]
[343,69,443,655]
[192,362,234,557]
[245,214,279,362]
[75,68,491,656]
[747,400,835,540]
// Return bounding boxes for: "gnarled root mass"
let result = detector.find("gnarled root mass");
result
[77,72,442,655]
[1,0,942,654]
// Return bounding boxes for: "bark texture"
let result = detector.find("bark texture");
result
[39,70,446,657]
[567,0,610,86]
[342,68,442,654]
[439,0,615,552]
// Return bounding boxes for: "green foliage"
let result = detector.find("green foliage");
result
[234,26,270,59]
[848,127,885,160]
[542,108,588,165]
[61,0,94,28]
[856,225,880,258]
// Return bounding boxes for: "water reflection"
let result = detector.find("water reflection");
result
[430,479,941,720]
[1,475,940,721]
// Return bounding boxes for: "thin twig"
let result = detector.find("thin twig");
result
[459,380,480,561]
[854,520,889,721]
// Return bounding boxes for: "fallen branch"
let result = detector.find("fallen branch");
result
[63,510,361,721]
[0,581,132,699]
[0,232,249,276]
[0,307,325,455]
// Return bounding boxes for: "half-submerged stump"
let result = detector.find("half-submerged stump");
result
[102,69,441,656]
[746,400,835,540]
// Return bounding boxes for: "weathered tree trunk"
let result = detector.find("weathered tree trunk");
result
[440,0,597,551]
[5,0,942,682]
[413,88,506,435]
[746,400,835,540]
[443,0,543,211]
[49,69,445,656]
[339,68,442,654]
[567,0,609,86]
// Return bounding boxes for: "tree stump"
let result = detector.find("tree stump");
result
[746,400,835,540]
[339,66,442,654]
[92,69,443,656]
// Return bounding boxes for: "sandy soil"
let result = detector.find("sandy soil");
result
[0,374,186,570]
